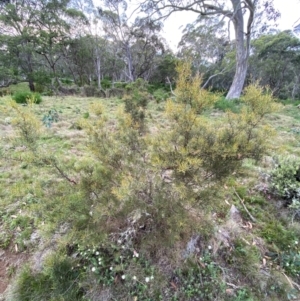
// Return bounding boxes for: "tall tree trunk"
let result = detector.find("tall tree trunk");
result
[226,0,252,100]
[125,43,134,82]
[28,77,35,92]
[226,43,248,99]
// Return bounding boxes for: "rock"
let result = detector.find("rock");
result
[182,234,201,258]
[229,205,242,223]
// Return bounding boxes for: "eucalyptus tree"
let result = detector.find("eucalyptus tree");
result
[98,0,136,82]
[0,34,16,87]
[178,15,233,88]
[142,0,279,99]
[129,17,165,80]
[0,0,87,91]
[148,51,177,85]
[97,0,165,82]
[250,30,300,99]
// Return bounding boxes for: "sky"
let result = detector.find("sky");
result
[162,0,300,50]
[274,0,300,30]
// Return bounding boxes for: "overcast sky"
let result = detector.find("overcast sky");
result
[162,0,300,50]
[274,0,300,29]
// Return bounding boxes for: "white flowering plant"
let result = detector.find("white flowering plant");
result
[76,243,156,297]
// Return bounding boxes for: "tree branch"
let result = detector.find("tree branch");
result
[166,76,176,96]
[201,67,230,89]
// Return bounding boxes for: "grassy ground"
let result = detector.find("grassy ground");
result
[0,93,300,300]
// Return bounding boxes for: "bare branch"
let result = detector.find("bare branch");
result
[166,76,176,96]
[201,67,231,89]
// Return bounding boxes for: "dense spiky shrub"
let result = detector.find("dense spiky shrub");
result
[6,61,284,301]
[152,62,279,189]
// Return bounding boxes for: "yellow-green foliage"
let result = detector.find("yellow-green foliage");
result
[9,101,43,149]
[152,61,278,190]
[6,62,279,249]
[123,78,149,132]
[174,60,218,112]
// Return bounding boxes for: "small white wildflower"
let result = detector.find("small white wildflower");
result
[95,251,100,255]
[117,239,122,244]
[150,275,154,280]
[295,241,298,245]
[145,277,150,283]
[208,245,212,250]
[91,267,96,272]
[132,276,137,280]
[286,263,290,267]
[121,275,126,280]
[110,267,113,270]
[122,245,125,249]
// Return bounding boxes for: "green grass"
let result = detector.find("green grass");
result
[4,82,31,95]
[214,96,242,113]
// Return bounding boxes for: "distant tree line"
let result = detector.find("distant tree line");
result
[0,0,300,100]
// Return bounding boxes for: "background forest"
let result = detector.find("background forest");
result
[1,1,300,301]
[0,0,300,100]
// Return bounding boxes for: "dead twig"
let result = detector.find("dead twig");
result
[234,188,257,223]
[282,271,300,291]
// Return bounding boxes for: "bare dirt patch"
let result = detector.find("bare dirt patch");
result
[0,247,29,296]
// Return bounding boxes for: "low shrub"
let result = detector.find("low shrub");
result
[12,91,42,104]
[171,253,225,300]
[101,78,111,90]
[152,88,169,103]
[42,109,59,128]
[0,88,10,97]
[83,85,96,97]
[113,82,127,89]
[270,156,300,204]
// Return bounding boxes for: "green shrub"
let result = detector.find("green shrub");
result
[101,78,112,89]
[60,78,73,85]
[270,157,300,203]
[113,82,127,89]
[12,91,42,104]
[172,253,225,300]
[261,221,297,250]
[152,88,169,103]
